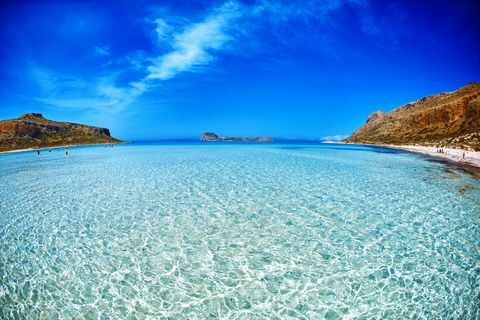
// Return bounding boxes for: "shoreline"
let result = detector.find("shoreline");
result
[2,141,480,169]
[387,145,480,168]
[0,142,125,155]
[346,142,480,168]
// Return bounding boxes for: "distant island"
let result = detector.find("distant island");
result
[344,83,480,151]
[201,132,273,142]
[0,113,122,152]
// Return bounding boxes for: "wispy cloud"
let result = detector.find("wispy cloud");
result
[94,46,110,56]
[31,66,143,113]
[133,0,371,90]
[30,65,88,97]
[319,134,348,142]
[36,1,244,113]
[35,0,380,113]
[39,82,145,114]
[146,2,240,80]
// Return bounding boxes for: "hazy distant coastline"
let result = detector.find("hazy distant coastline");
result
[201,132,273,142]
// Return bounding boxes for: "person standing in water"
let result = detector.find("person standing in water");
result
[65,146,69,157]
[37,149,40,155]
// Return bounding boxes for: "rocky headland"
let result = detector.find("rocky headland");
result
[201,132,273,142]
[345,83,480,151]
[0,113,122,152]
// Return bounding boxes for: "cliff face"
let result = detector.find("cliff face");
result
[345,83,480,150]
[201,132,273,142]
[0,113,122,152]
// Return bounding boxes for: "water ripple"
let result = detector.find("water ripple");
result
[0,143,479,319]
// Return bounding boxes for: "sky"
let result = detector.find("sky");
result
[0,0,479,141]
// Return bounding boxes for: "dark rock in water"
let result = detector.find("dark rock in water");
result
[0,113,122,152]
[201,132,273,142]
[458,185,473,194]
[201,132,220,141]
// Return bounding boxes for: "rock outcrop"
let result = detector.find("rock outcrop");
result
[201,132,273,142]
[344,83,480,150]
[0,113,122,152]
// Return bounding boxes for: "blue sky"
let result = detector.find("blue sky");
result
[0,0,479,141]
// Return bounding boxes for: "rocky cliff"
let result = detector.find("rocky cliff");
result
[0,113,122,152]
[344,83,480,150]
[201,132,273,142]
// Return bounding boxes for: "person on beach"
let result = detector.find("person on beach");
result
[463,152,465,159]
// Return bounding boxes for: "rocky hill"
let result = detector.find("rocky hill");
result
[201,132,273,142]
[0,113,122,152]
[344,83,480,150]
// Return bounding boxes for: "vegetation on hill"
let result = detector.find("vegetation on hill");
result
[0,113,122,152]
[345,83,480,151]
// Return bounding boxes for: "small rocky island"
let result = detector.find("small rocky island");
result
[201,132,273,142]
[0,113,122,152]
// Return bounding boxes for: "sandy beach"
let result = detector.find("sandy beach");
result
[0,142,123,155]
[388,145,480,168]
[4,142,480,169]
[0,147,59,155]
[343,142,480,169]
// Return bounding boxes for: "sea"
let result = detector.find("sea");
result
[0,142,479,319]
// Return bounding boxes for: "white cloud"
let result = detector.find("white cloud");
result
[146,1,240,81]
[30,64,88,96]
[94,46,110,56]
[141,0,372,83]
[32,66,144,113]
[153,18,171,43]
[34,0,376,113]
[319,134,348,142]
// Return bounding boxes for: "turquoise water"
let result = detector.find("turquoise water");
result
[0,143,479,319]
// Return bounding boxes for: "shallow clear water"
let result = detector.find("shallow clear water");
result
[0,143,479,319]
